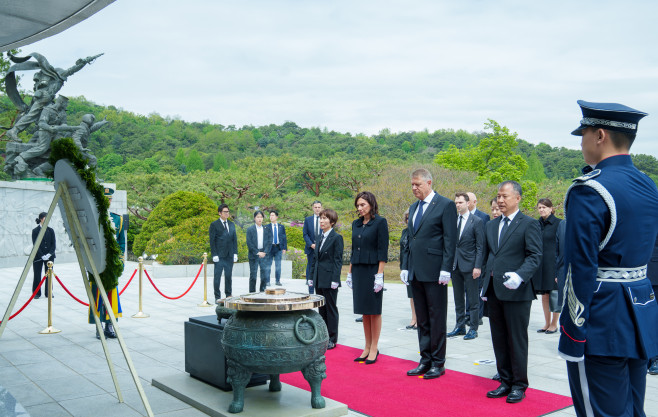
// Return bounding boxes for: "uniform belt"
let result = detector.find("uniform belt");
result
[596,265,647,282]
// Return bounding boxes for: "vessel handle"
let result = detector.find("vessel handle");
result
[294,315,318,345]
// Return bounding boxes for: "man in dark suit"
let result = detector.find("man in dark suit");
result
[310,209,344,350]
[209,204,238,302]
[303,200,323,294]
[401,168,457,379]
[32,212,56,299]
[482,180,542,404]
[467,191,490,322]
[268,210,288,286]
[467,192,491,225]
[246,211,273,292]
[448,192,484,340]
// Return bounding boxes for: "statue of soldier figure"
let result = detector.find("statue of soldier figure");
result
[2,52,106,179]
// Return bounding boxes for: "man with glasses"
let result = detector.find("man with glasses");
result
[209,204,238,302]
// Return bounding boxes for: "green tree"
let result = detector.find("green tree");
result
[401,141,412,153]
[523,152,547,182]
[175,148,186,166]
[187,149,204,172]
[212,152,228,171]
[434,119,536,209]
[97,153,123,172]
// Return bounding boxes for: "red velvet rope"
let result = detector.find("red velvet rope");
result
[54,275,89,306]
[143,263,203,300]
[119,269,137,296]
[0,275,47,323]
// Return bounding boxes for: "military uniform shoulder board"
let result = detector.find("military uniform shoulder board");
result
[573,168,601,182]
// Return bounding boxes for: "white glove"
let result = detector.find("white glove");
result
[374,273,384,293]
[233,254,238,262]
[331,282,339,289]
[307,280,313,287]
[438,271,451,285]
[481,296,488,301]
[41,254,50,261]
[346,273,353,289]
[212,256,219,262]
[400,270,409,285]
[503,272,523,290]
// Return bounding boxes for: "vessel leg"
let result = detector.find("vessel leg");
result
[227,359,251,413]
[269,374,281,392]
[301,356,327,409]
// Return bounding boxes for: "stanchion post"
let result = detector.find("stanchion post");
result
[198,252,212,307]
[132,257,150,318]
[39,261,61,334]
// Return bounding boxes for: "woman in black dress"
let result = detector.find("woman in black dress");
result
[347,191,388,364]
[532,198,562,334]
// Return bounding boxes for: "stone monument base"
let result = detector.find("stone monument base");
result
[152,373,348,417]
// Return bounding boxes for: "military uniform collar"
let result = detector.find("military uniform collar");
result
[595,154,632,169]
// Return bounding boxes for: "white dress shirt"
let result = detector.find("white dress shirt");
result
[413,190,435,228]
[256,225,264,249]
[457,210,470,239]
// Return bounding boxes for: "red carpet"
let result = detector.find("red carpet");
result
[280,345,572,417]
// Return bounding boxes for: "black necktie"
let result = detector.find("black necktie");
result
[318,233,324,250]
[414,201,426,233]
[315,217,320,237]
[223,221,228,232]
[457,215,463,239]
[498,217,510,245]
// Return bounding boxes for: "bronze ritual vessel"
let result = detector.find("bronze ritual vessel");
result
[221,288,328,413]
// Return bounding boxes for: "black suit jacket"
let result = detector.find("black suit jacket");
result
[311,229,344,288]
[269,223,287,250]
[402,193,457,281]
[482,212,542,301]
[473,208,490,225]
[209,218,238,259]
[453,214,484,273]
[246,225,273,260]
[303,215,319,254]
[32,225,56,259]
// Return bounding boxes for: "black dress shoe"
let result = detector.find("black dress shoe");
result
[355,316,363,322]
[537,328,547,333]
[406,324,417,329]
[34,295,41,299]
[506,389,525,403]
[365,350,379,365]
[486,384,511,398]
[545,329,558,334]
[407,364,430,376]
[354,353,368,362]
[464,329,478,340]
[96,328,101,340]
[422,366,445,379]
[492,373,501,381]
[327,341,336,350]
[447,327,466,337]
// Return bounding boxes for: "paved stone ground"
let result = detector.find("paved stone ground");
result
[0,262,656,416]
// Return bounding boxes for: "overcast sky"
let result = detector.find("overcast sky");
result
[20,0,658,156]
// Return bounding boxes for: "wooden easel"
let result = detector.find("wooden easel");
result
[0,182,153,417]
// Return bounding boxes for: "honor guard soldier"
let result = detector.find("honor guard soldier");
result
[560,101,658,417]
[88,187,125,339]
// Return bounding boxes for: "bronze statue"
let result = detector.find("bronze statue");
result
[2,53,105,179]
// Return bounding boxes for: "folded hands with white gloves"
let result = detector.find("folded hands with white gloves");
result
[41,253,51,261]
[331,282,339,289]
[346,273,353,289]
[438,271,451,285]
[234,254,238,262]
[374,273,384,293]
[212,255,219,262]
[503,272,523,290]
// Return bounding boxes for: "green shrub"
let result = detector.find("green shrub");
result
[287,247,307,279]
[133,191,217,255]
[286,224,306,251]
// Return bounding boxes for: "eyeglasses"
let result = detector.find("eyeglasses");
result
[221,210,230,213]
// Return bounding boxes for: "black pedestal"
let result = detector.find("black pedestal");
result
[184,315,268,391]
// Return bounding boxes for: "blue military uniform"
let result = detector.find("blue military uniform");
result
[560,101,658,417]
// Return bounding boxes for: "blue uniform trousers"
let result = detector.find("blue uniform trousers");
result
[305,252,315,294]
[567,355,648,417]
